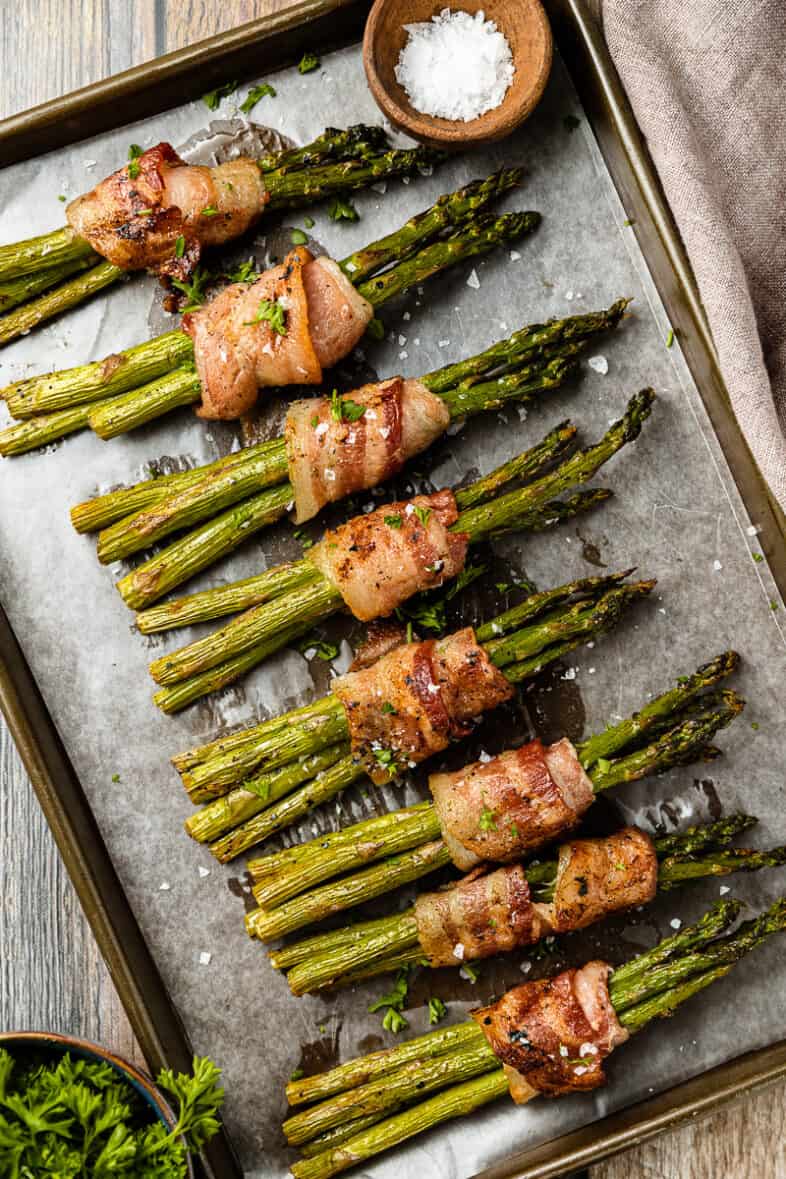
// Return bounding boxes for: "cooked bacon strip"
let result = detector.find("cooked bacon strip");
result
[348,620,409,672]
[332,627,512,784]
[301,256,374,367]
[429,738,594,871]
[472,961,629,1100]
[308,489,468,621]
[285,377,450,522]
[415,865,546,967]
[546,827,658,933]
[414,828,658,967]
[185,247,321,419]
[66,144,267,278]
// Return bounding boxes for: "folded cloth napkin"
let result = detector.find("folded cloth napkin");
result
[600,0,786,510]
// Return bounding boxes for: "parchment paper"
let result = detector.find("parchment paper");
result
[1,44,786,1179]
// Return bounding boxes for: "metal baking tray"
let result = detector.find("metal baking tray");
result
[1,2,785,1177]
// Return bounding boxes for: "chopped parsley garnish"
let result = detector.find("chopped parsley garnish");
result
[171,266,211,313]
[225,258,259,283]
[623,217,636,227]
[366,316,385,341]
[127,143,143,179]
[330,388,366,421]
[368,969,410,1034]
[479,805,497,832]
[136,208,154,216]
[311,414,320,428]
[289,1067,305,1082]
[373,747,400,774]
[751,721,760,731]
[57,194,67,202]
[445,562,487,600]
[292,528,314,551]
[395,598,445,634]
[753,552,764,563]
[240,82,277,113]
[381,701,396,714]
[406,621,414,643]
[428,997,448,1024]
[384,514,403,529]
[174,234,186,259]
[495,581,510,593]
[328,195,360,223]
[413,505,432,528]
[201,205,219,217]
[244,297,287,335]
[111,773,121,783]
[298,637,338,661]
[461,962,480,983]
[665,328,675,348]
[298,52,321,74]
[291,228,309,245]
[303,215,315,229]
[203,80,238,110]
[509,822,519,839]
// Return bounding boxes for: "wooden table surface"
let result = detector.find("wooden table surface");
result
[1,3,783,1177]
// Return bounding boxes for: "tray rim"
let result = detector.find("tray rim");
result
[1,2,785,1178]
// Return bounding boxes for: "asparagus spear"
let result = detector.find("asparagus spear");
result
[1,169,524,451]
[148,393,653,710]
[284,898,786,1179]
[178,572,654,805]
[0,139,444,347]
[233,656,740,940]
[281,815,783,996]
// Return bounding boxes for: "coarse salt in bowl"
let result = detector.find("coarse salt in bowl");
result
[363,0,553,148]
[395,9,515,123]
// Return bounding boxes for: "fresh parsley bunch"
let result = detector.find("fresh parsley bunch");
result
[0,1048,223,1177]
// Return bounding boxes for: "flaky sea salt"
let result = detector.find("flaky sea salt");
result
[395,8,515,122]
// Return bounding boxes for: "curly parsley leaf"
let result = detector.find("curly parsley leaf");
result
[171,267,211,313]
[330,388,366,422]
[243,298,287,335]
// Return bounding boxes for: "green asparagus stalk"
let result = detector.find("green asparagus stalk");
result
[149,392,653,708]
[282,815,780,996]
[5,330,194,418]
[178,572,654,805]
[0,140,444,349]
[233,654,740,939]
[0,260,124,347]
[0,255,98,314]
[285,898,786,1179]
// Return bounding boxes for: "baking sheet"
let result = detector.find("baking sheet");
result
[2,41,786,1179]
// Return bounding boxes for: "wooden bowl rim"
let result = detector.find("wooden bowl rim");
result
[363,0,553,147]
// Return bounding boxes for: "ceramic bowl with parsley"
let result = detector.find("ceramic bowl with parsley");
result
[0,1032,224,1177]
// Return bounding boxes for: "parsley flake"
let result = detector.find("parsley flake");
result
[203,80,238,110]
[244,298,287,335]
[127,143,143,179]
[479,805,497,832]
[366,316,385,341]
[328,195,360,223]
[369,970,410,1034]
[428,997,448,1024]
[413,505,432,528]
[171,266,211,313]
[298,52,321,74]
[384,514,403,529]
[174,234,186,259]
[201,205,219,217]
[330,388,366,421]
[291,228,309,245]
[240,82,277,113]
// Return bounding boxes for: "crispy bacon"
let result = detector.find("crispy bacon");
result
[66,144,267,278]
[472,961,629,1100]
[429,738,594,871]
[308,489,468,621]
[546,827,658,933]
[285,377,450,523]
[301,257,373,368]
[185,247,321,419]
[332,627,512,784]
[415,865,546,967]
[348,621,409,671]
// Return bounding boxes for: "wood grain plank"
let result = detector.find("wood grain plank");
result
[0,3,783,1177]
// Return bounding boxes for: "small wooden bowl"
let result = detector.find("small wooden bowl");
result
[363,0,553,148]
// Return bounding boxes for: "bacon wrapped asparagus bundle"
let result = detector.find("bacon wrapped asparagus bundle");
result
[240,651,743,942]
[1,171,537,454]
[174,573,650,871]
[275,816,786,995]
[68,302,628,601]
[282,896,786,1178]
[144,390,654,711]
[0,125,444,348]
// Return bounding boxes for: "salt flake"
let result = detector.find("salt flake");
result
[588,355,609,375]
[466,268,480,290]
[198,866,211,878]
[199,951,212,966]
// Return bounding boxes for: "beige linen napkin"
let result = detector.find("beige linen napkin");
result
[599,0,786,509]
